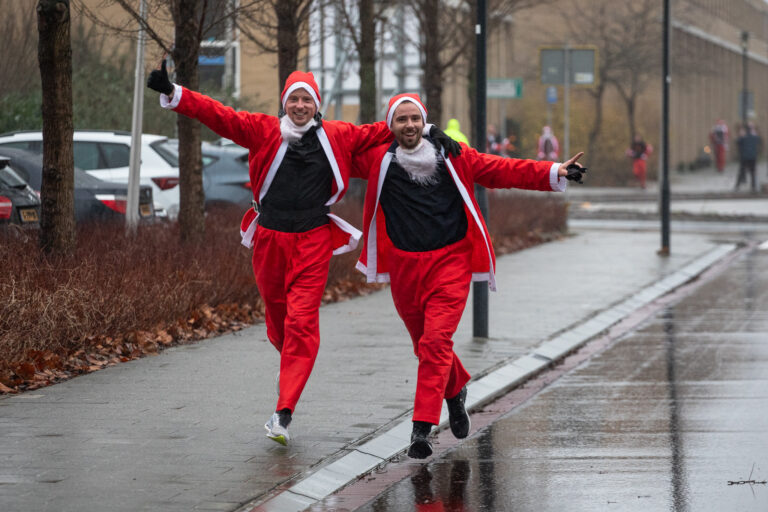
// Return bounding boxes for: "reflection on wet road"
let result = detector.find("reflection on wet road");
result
[353,248,768,511]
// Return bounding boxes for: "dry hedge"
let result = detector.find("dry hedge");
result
[0,192,566,372]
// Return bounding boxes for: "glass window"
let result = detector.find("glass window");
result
[150,140,179,167]
[0,165,28,188]
[99,143,131,168]
[0,141,35,152]
[73,141,102,170]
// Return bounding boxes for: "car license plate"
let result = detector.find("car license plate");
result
[140,204,152,217]
[20,208,39,223]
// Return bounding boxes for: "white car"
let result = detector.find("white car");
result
[0,130,181,219]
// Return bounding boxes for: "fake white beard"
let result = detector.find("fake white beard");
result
[394,139,441,186]
[280,115,317,143]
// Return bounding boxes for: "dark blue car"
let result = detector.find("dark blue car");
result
[0,147,155,224]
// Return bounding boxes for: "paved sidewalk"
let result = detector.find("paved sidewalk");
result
[0,226,734,512]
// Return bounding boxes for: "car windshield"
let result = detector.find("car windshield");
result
[0,165,28,188]
[151,140,180,167]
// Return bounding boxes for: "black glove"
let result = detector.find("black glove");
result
[565,163,587,183]
[429,125,462,158]
[147,59,174,96]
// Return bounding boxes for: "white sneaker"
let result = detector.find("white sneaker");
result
[264,412,290,446]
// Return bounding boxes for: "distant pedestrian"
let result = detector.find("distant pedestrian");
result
[147,62,459,446]
[537,126,560,160]
[626,134,652,189]
[735,123,762,192]
[352,93,586,459]
[443,118,470,145]
[709,119,729,173]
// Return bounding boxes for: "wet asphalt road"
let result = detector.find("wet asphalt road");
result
[346,246,768,511]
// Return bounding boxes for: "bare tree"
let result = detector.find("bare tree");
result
[464,0,554,145]
[37,0,76,255]
[1,2,39,99]
[75,0,246,243]
[410,0,471,126]
[236,0,314,101]
[333,0,388,123]
[603,0,662,141]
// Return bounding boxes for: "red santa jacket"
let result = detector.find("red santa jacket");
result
[168,86,391,254]
[352,142,566,291]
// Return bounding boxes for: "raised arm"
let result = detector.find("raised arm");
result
[465,146,566,192]
[147,60,275,149]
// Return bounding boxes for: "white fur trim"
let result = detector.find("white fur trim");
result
[423,123,434,136]
[282,82,320,109]
[259,141,289,202]
[160,84,182,109]
[363,151,394,283]
[386,97,427,127]
[239,212,260,248]
[328,214,361,255]
[549,163,567,192]
[355,261,391,283]
[443,152,497,291]
[316,128,345,205]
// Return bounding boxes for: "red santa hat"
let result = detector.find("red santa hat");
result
[386,93,428,127]
[281,71,321,110]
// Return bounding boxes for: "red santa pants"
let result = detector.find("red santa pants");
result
[632,158,647,189]
[252,224,332,413]
[388,237,473,425]
[714,145,726,172]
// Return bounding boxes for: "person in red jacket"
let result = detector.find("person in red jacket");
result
[352,93,586,458]
[147,64,459,446]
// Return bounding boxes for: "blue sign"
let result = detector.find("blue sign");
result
[546,86,557,104]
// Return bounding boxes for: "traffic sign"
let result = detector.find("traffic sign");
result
[546,86,557,104]
[540,47,597,85]
[487,78,523,99]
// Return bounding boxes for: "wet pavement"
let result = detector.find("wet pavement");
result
[337,246,768,512]
[2,162,768,512]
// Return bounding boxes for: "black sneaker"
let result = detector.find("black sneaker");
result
[446,386,470,439]
[407,421,433,459]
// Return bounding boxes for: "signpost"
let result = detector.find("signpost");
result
[487,78,523,99]
[540,46,596,159]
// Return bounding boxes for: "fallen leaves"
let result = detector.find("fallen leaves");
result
[0,301,265,394]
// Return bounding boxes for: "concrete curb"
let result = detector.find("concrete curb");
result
[241,243,737,512]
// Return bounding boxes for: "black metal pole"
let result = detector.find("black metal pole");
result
[473,0,489,338]
[742,31,749,127]
[659,0,670,256]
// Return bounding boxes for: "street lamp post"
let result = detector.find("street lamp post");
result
[741,30,749,127]
[473,0,489,339]
[659,0,671,256]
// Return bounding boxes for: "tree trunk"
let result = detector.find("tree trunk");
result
[625,95,637,141]
[586,83,605,167]
[275,1,301,96]
[421,0,443,126]
[37,0,75,255]
[172,0,204,243]
[357,0,376,124]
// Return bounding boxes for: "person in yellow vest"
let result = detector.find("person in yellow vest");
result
[443,118,470,145]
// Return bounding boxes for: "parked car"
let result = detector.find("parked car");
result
[0,130,179,218]
[0,147,155,224]
[0,156,40,228]
[167,139,252,208]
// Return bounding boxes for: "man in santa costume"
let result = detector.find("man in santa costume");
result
[147,64,459,446]
[353,94,586,458]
